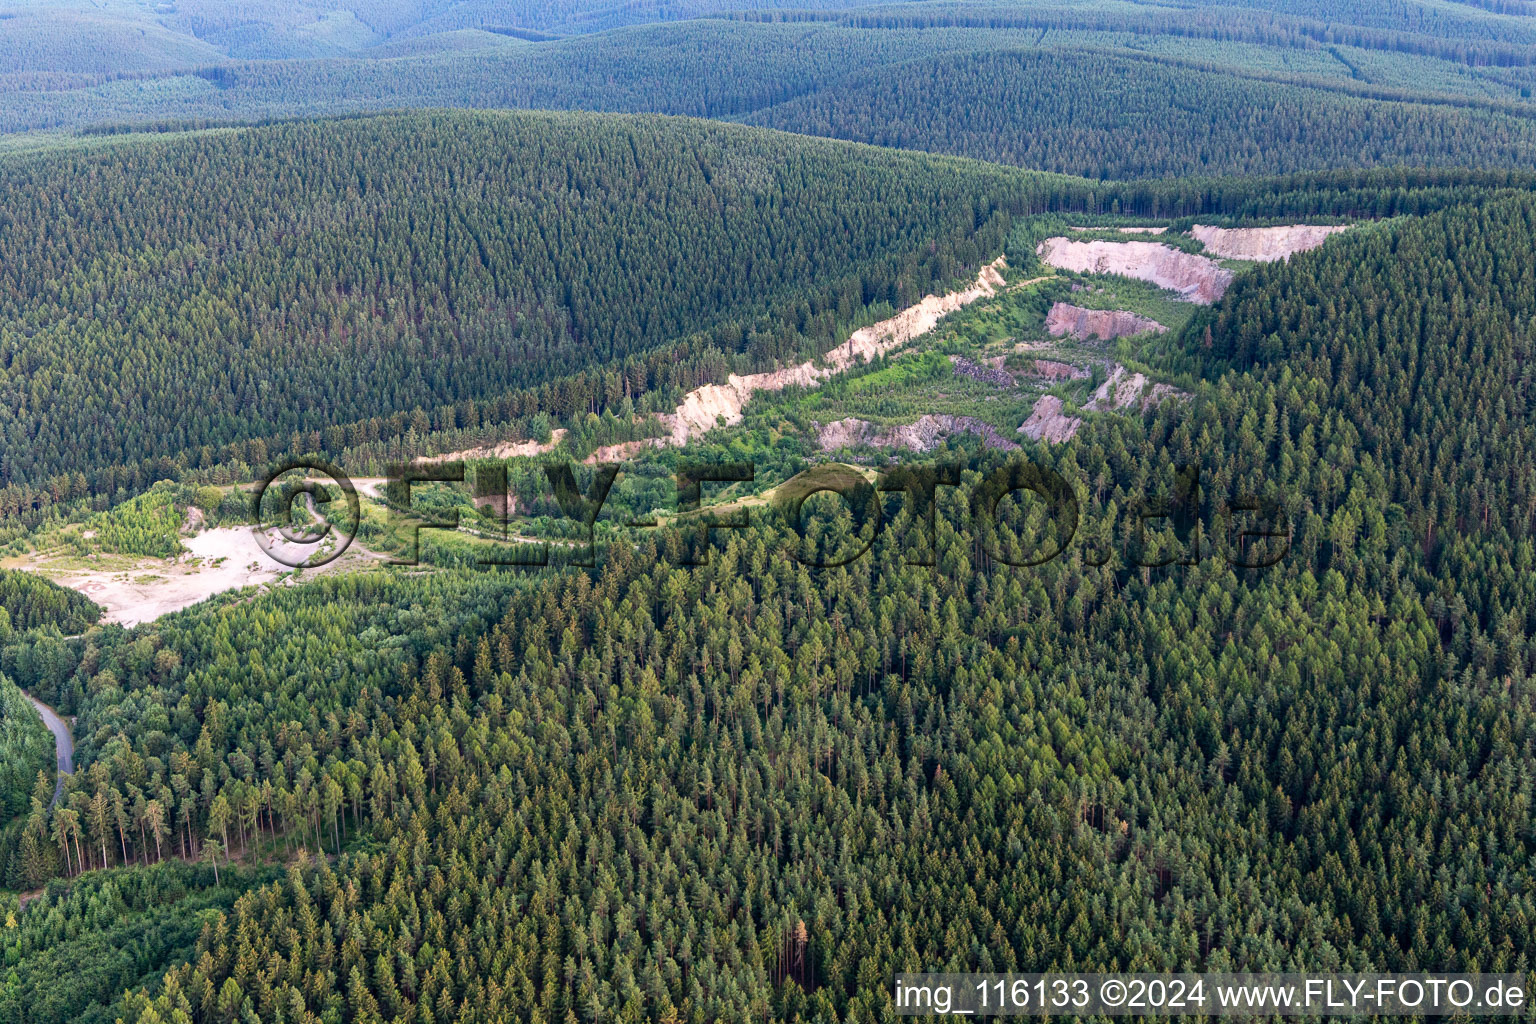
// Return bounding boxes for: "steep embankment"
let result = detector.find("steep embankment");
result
[1190,223,1350,261]
[1046,302,1167,341]
[817,415,1018,453]
[589,257,1009,460]
[1082,365,1183,413]
[419,429,570,464]
[1019,397,1082,443]
[1037,238,1233,304]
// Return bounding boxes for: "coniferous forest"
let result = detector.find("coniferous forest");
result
[3,2,1536,1023]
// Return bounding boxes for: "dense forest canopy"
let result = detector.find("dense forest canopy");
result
[3,3,1536,1020]
[744,48,1536,179]
[8,110,1522,529]
[0,569,101,635]
[1,162,1535,1020]
[0,110,1026,498]
[10,0,1536,172]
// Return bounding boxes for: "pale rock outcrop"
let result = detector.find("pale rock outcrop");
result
[1190,223,1349,262]
[377,261,1012,471]
[1045,302,1167,341]
[1037,238,1234,305]
[632,257,1010,453]
[818,414,1018,452]
[585,437,669,463]
[1018,396,1082,443]
[410,259,1016,469]
[1083,365,1184,413]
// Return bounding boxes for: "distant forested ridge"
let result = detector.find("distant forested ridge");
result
[0,5,1533,1021]
[12,4,1536,174]
[745,48,1536,179]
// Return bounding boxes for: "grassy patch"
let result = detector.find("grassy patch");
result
[1053,277,1199,333]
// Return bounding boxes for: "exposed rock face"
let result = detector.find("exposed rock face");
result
[181,506,205,536]
[1045,302,1167,341]
[585,437,668,463]
[646,256,1010,448]
[1016,367,1186,446]
[1023,359,1089,381]
[818,414,1018,452]
[1083,365,1184,413]
[1018,396,1082,443]
[949,355,1014,387]
[1190,223,1349,262]
[1037,238,1234,304]
[829,257,1007,371]
[382,260,1014,470]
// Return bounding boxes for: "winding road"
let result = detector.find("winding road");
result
[25,695,72,808]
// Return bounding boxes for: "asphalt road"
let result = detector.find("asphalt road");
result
[25,695,72,808]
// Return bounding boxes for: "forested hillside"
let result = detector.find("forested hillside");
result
[0,863,268,1024]
[0,569,101,634]
[2,181,1535,1021]
[0,674,49,824]
[0,110,1024,508]
[745,48,1536,179]
[0,671,52,893]
[10,109,1521,531]
[5,6,1536,1017]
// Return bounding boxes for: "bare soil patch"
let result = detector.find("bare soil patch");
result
[27,527,381,627]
